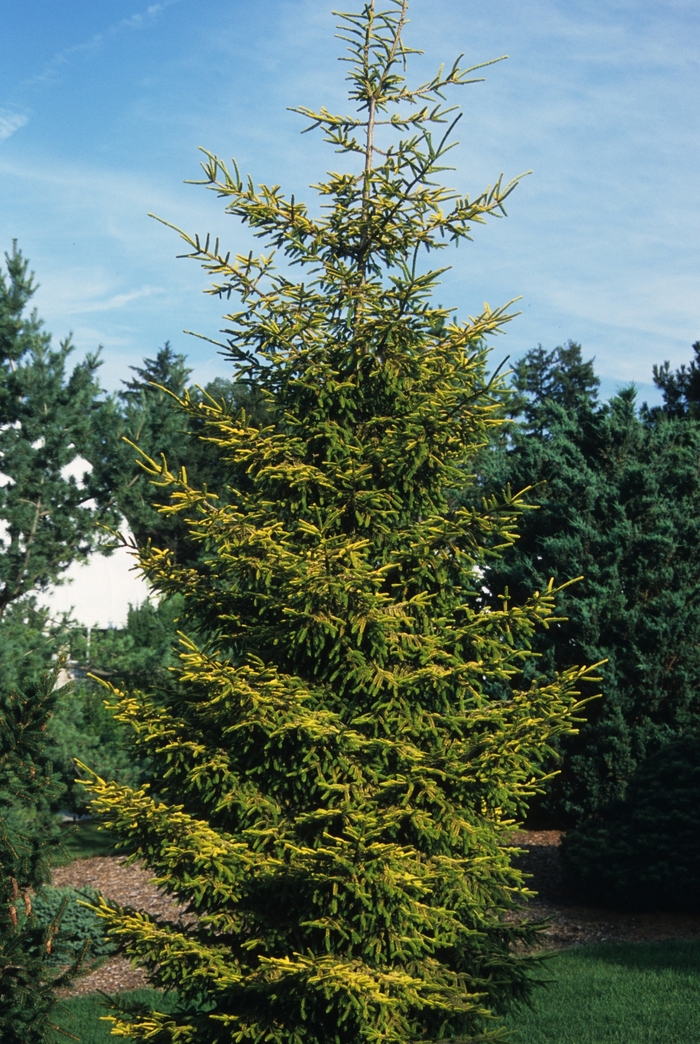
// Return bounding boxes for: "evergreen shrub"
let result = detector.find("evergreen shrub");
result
[0,670,86,1044]
[473,343,700,823]
[562,734,700,911]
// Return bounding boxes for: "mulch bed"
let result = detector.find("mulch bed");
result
[510,830,700,948]
[53,832,700,996]
[52,857,188,997]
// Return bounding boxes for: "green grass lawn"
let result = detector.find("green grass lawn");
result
[52,940,700,1043]
[53,990,178,1043]
[52,820,117,865]
[505,939,700,1043]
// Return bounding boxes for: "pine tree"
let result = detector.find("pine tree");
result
[0,599,68,704]
[0,242,117,618]
[84,5,592,1041]
[652,340,700,419]
[507,341,600,427]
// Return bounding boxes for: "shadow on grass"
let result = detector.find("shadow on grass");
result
[567,939,700,975]
[52,819,118,865]
[53,990,178,1044]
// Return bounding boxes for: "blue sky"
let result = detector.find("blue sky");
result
[2,0,699,406]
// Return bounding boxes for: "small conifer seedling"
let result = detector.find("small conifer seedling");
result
[85,3,594,1041]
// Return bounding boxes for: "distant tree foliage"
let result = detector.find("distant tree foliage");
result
[475,342,700,822]
[562,733,700,912]
[507,340,601,425]
[0,599,68,704]
[652,340,700,418]
[45,598,183,814]
[83,5,591,1043]
[71,595,183,692]
[88,343,196,565]
[89,342,270,567]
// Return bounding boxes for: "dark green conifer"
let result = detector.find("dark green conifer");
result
[652,340,700,418]
[84,5,592,1041]
[89,343,269,567]
[562,733,700,912]
[0,669,84,1044]
[476,343,700,821]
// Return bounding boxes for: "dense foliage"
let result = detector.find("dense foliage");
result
[475,342,700,822]
[0,296,220,814]
[0,601,176,819]
[44,598,182,813]
[0,598,68,704]
[652,340,700,419]
[0,669,84,1044]
[68,595,182,693]
[561,733,700,912]
[84,5,592,1043]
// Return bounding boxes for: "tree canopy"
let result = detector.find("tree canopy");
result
[88,341,268,568]
[652,340,700,419]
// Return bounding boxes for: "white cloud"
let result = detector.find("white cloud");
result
[22,0,185,90]
[68,285,162,315]
[0,110,28,143]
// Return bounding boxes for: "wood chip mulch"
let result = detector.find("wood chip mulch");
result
[52,857,189,997]
[53,832,700,996]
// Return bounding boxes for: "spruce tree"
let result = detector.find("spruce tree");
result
[84,5,592,1041]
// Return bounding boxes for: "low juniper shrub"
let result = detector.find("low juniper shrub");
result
[31,886,115,964]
